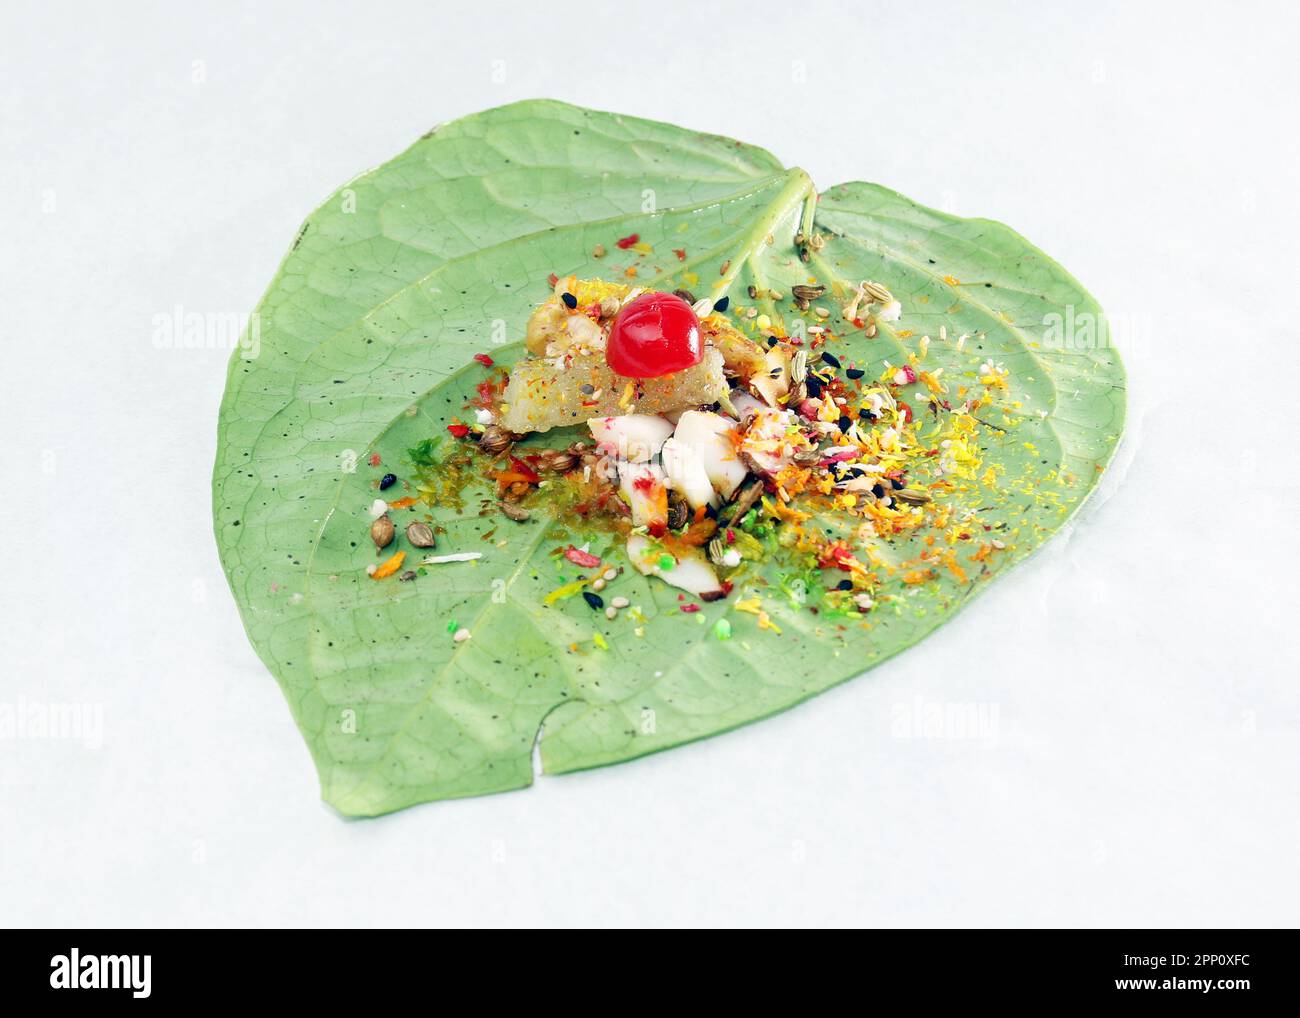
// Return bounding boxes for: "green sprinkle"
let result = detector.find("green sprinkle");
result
[713,618,732,640]
[658,553,675,570]
[408,437,442,468]
[593,632,609,650]
[446,619,458,633]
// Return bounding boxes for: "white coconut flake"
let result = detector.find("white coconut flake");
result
[423,552,484,565]
[368,499,388,519]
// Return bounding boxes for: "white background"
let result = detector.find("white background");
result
[2,0,1297,928]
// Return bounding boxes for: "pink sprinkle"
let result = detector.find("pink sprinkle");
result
[680,603,700,613]
[368,453,381,467]
[473,353,494,367]
[563,546,601,569]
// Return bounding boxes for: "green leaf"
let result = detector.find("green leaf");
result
[213,100,1124,816]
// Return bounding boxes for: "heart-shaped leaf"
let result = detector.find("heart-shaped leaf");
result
[214,100,1124,815]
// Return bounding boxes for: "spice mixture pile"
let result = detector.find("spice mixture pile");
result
[361,262,1018,642]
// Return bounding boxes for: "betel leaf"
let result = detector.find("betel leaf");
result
[214,100,1125,816]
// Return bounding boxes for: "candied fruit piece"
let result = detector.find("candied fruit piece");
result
[500,348,726,433]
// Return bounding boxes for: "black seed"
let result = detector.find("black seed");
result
[891,477,905,489]
[846,368,865,379]
[837,415,851,432]
[821,351,840,368]
[767,335,779,347]
[582,591,604,610]
[561,292,577,309]
[379,473,397,490]
[858,407,876,420]
[837,579,853,591]
[872,484,885,498]
[805,376,823,398]
[714,295,730,312]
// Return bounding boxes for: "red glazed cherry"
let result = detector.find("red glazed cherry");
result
[605,291,702,378]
